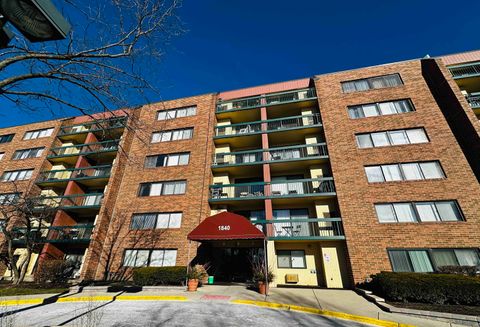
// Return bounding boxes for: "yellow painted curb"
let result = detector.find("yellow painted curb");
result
[0,298,44,306]
[231,300,416,327]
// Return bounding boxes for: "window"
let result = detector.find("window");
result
[375,201,463,223]
[277,250,306,268]
[23,128,54,140]
[342,74,403,93]
[365,161,444,183]
[151,128,193,143]
[138,180,187,196]
[157,106,196,120]
[123,249,177,267]
[131,212,182,229]
[144,153,190,168]
[348,99,413,119]
[356,128,428,149]
[12,147,45,160]
[0,153,4,161]
[0,193,20,205]
[389,249,480,272]
[0,169,34,182]
[0,134,14,144]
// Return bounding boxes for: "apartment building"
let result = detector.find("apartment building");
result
[1,50,480,287]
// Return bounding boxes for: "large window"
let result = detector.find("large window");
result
[12,147,45,160]
[0,134,14,144]
[277,250,306,268]
[0,193,20,205]
[356,128,428,148]
[365,161,444,183]
[0,169,34,182]
[144,153,190,168]
[138,180,187,196]
[389,249,480,273]
[341,74,403,93]
[151,128,193,143]
[157,106,196,120]
[375,201,463,223]
[123,249,177,267]
[23,128,54,140]
[131,212,182,229]
[348,99,413,119]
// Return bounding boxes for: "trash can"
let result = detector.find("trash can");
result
[207,276,214,284]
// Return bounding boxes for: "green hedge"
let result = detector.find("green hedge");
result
[132,266,186,286]
[369,272,480,305]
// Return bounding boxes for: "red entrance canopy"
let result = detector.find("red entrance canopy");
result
[187,212,265,241]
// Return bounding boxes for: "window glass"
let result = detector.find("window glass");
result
[135,250,149,267]
[163,182,176,195]
[149,250,164,267]
[381,164,402,181]
[157,111,167,120]
[156,213,170,228]
[163,250,177,266]
[365,166,384,182]
[342,82,356,93]
[406,129,428,144]
[375,204,396,222]
[378,102,396,115]
[362,104,378,117]
[388,130,409,145]
[394,100,412,113]
[167,154,179,166]
[175,181,186,194]
[169,213,182,228]
[291,251,306,268]
[161,131,172,142]
[415,202,439,222]
[393,203,416,222]
[150,183,162,196]
[419,162,443,179]
[179,153,190,165]
[348,107,364,119]
[356,134,373,148]
[432,250,458,267]
[371,132,389,147]
[435,202,461,221]
[354,80,370,91]
[401,163,423,180]
[408,251,434,272]
[277,251,291,268]
[454,249,480,266]
[123,250,136,267]
[389,251,412,272]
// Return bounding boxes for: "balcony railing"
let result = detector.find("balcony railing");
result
[252,218,344,240]
[33,193,103,209]
[209,178,335,200]
[214,114,322,138]
[48,140,120,158]
[467,93,480,109]
[213,143,328,166]
[37,165,112,183]
[59,117,127,136]
[12,224,94,244]
[216,88,317,112]
[449,62,480,79]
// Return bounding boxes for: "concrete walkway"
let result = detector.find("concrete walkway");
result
[0,285,466,327]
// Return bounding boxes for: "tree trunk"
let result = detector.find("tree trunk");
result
[15,248,32,285]
[7,240,20,284]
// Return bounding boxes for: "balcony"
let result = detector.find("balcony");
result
[36,165,111,187]
[48,140,120,164]
[216,88,317,114]
[58,117,126,141]
[209,178,335,204]
[34,193,103,212]
[252,218,344,240]
[12,224,94,245]
[212,144,328,174]
[214,114,322,146]
[448,62,480,93]
[467,93,480,109]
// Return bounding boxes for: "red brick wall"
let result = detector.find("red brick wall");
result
[314,60,480,283]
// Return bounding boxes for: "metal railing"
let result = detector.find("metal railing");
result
[449,63,480,79]
[209,178,335,200]
[37,165,112,183]
[12,224,94,243]
[467,93,480,108]
[214,114,322,137]
[59,117,127,136]
[33,193,104,209]
[216,88,317,112]
[213,143,328,166]
[252,218,344,239]
[48,140,120,158]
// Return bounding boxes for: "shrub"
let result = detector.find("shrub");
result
[132,266,186,286]
[436,265,478,277]
[187,264,208,280]
[367,272,480,305]
[34,259,73,285]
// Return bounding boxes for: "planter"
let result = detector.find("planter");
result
[258,281,268,295]
[187,279,199,292]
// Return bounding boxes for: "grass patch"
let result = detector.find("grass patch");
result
[0,283,68,297]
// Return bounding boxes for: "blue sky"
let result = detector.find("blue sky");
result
[2,0,480,127]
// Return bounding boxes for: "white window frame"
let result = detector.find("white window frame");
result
[157,106,197,121]
[23,128,54,140]
[356,128,428,149]
[151,128,194,143]
[375,200,463,223]
[348,99,414,119]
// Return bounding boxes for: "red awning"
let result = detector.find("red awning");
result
[187,212,265,241]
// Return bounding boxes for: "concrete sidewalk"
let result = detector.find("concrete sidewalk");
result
[0,285,465,327]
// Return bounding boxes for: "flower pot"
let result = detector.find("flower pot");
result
[187,279,199,292]
[258,281,268,295]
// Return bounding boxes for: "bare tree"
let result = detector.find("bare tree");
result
[0,0,183,117]
[0,185,56,284]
